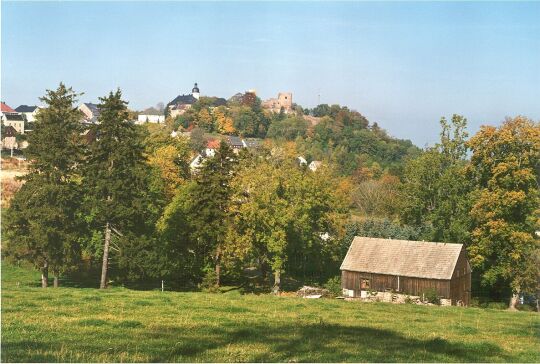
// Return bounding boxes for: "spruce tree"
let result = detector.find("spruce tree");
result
[4,84,85,287]
[83,89,150,288]
[190,141,236,286]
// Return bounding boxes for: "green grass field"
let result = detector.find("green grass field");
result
[1,263,539,363]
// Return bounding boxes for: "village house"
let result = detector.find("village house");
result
[297,156,308,166]
[78,103,100,124]
[15,105,40,123]
[205,138,220,157]
[189,154,205,171]
[137,107,165,124]
[242,139,260,149]
[189,139,220,171]
[1,102,17,115]
[309,160,322,172]
[190,137,260,170]
[227,136,244,153]
[2,102,25,134]
[2,114,25,134]
[262,92,293,113]
[167,83,200,119]
[341,237,471,306]
[1,125,19,150]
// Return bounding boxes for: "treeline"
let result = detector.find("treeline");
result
[357,115,540,307]
[3,84,539,308]
[3,84,348,291]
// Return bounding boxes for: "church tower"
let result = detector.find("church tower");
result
[192,83,200,100]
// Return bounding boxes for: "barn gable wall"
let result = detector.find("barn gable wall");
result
[450,249,472,306]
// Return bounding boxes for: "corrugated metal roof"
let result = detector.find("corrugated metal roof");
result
[340,237,463,280]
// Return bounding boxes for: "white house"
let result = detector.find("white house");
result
[297,156,308,166]
[2,114,25,134]
[15,105,41,123]
[1,102,25,134]
[1,125,18,150]
[190,154,205,171]
[309,161,322,172]
[136,106,165,124]
[78,103,100,123]
[137,114,165,124]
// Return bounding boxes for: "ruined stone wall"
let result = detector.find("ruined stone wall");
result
[277,92,292,109]
[263,92,293,112]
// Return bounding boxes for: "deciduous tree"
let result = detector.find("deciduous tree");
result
[230,157,347,292]
[401,115,472,244]
[467,116,540,309]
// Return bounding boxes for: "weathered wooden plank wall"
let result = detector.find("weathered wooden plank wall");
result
[450,250,472,305]
[342,270,451,299]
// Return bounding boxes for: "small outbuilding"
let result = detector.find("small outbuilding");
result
[340,237,471,306]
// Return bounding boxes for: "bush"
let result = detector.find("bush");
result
[199,270,219,293]
[422,288,440,305]
[486,302,507,310]
[323,276,342,297]
[517,304,534,312]
[404,296,414,304]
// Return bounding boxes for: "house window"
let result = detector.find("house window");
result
[361,279,370,290]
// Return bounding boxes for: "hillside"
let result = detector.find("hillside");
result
[170,96,420,176]
[2,263,538,363]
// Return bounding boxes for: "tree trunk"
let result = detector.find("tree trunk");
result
[41,262,48,288]
[100,222,112,289]
[215,246,221,287]
[272,270,281,294]
[53,271,59,288]
[509,291,520,310]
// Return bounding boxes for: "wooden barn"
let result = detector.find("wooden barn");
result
[340,237,471,306]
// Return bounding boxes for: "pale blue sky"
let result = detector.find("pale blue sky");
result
[2,1,539,146]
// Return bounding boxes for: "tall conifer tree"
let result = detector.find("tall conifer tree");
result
[190,141,236,286]
[4,84,84,287]
[83,89,149,288]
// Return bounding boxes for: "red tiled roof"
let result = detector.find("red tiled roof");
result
[206,139,221,149]
[1,102,16,113]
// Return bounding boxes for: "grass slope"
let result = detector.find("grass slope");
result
[1,263,539,362]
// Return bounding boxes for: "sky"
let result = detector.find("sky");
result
[2,1,539,146]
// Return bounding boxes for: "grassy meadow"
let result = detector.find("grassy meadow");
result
[1,263,539,363]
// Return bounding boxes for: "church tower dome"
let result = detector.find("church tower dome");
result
[192,83,200,100]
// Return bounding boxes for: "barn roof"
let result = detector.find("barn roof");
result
[340,237,463,280]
